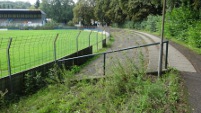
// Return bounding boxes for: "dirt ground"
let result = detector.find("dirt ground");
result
[76,28,149,77]
[77,28,201,113]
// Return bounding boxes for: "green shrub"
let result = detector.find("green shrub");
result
[24,72,46,94]
[145,15,161,32]
[67,20,74,26]
[70,65,80,74]
[111,23,119,28]
[165,6,197,42]
[187,21,201,48]
[122,21,135,29]
[24,65,65,94]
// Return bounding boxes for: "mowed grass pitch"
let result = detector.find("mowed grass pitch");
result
[0,30,105,78]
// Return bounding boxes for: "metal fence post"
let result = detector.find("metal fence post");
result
[165,41,169,69]
[158,0,166,76]
[103,53,106,75]
[76,31,82,53]
[7,38,13,94]
[88,31,92,47]
[54,34,59,62]
[96,32,98,51]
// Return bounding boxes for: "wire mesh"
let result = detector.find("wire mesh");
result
[0,38,9,77]
[0,29,106,78]
[90,30,103,53]
[9,34,55,74]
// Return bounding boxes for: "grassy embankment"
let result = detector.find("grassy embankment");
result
[0,50,189,112]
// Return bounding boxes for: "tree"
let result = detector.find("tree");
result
[106,0,126,23]
[0,1,31,9]
[94,0,111,25]
[119,0,162,21]
[73,0,95,25]
[167,0,201,11]
[41,0,75,24]
[34,0,40,9]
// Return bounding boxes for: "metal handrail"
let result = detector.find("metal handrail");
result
[59,41,169,75]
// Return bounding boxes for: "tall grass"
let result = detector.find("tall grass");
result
[0,54,188,112]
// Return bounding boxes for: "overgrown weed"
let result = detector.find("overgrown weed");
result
[0,56,188,113]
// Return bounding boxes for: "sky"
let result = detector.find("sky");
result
[0,0,78,4]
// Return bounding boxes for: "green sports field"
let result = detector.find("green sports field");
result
[0,30,105,78]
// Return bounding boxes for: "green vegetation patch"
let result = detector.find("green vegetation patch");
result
[0,65,188,113]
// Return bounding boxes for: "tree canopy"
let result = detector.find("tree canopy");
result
[73,0,164,25]
[73,0,95,25]
[0,1,31,9]
[1,0,199,26]
[34,0,40,9]
[41,0,75,24]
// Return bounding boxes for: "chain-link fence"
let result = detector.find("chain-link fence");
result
[0,29,107,78]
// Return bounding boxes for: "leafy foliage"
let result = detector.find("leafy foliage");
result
[41,0,75,24]
[24,72,46,94]
[120,4,201,50]
[187,21,201,48]
[165,6,201,48]
[73,0,95,25]
[119,0,162,21]
[0,1,31,9]
[73,0,163,26]
[93,0,112,25]
[34,0,40,9]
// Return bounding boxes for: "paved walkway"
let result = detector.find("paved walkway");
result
[134,31,196,72]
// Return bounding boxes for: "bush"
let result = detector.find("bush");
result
[33,20,59,30]
[24,72,46,94]
[67,20,74,26]
[122,21,135,29]
[118,15,161,32]
[24,65,65,94]
[187,21,201,48]
[111,23,119,28]
[165,6,197,42]
[145,15,161,32]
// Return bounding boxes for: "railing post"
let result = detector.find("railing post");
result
[165,41,169,69]
[158,0,166,77]
[102,29,104,41]
[96,32,98,51]
[54,34,59,62]
[103,53,106,75]
[7,38,13,94]
[88,31,92,47]
[76,31,82,53]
